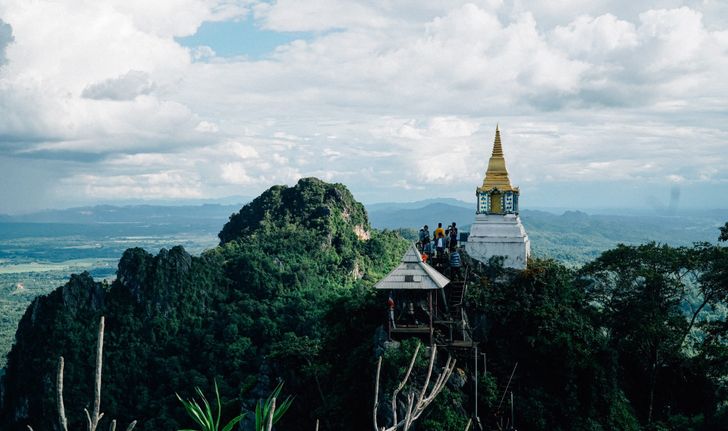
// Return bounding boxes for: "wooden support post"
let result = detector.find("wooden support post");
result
[474,346,478,423]
[434,289,438,320]
[510,391,514,430]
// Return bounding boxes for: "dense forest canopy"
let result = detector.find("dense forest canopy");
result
[0,178,726,431]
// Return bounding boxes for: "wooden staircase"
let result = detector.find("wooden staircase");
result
[436,267,474,345]
[447,266,469,311]
[448,280,466,309]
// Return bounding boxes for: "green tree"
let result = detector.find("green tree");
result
[470,258,638,431]
[581,243,694,424]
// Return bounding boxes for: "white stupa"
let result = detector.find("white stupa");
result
[465,126,530,269]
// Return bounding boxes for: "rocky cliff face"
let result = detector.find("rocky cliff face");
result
[0,272,106,429]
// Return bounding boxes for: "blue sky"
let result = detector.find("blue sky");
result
[176,18,311,59]
[0,0,727,213]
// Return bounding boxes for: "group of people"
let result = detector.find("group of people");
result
[418,222,459,255]
[386,222,464,329]
[417,222,462,279]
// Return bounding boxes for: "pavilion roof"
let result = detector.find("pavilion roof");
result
[374,243,450,290]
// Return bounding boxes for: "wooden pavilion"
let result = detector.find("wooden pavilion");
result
[375,243,476,349]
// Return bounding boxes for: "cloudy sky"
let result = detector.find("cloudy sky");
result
[1,0,727,213]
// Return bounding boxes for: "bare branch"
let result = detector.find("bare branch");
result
[373,357,382,431]
[37,316,137,431]
[416,347,437,408]
[85,408,93,430]
[402,393,415,431]
[390,343,420,428]
[373,343,456,431]
[406,355,456,426]
[89,316,105,431]
[57,357,68,431]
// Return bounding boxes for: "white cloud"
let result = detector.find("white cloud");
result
[190,45,216,61]
[255,0,391,32]
[105,153,181,168]
[220,162,256,185]
[0,0,201,155]
[0,1,727,210]
[60,171,203,200]
[195,120,220,133]
[638,7,706,71]
[393,117,479,139]
[108,0,220,38]
[551,14,638,56]
[214,141,259,159]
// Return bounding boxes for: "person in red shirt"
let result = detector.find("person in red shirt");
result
[387,296,396,329]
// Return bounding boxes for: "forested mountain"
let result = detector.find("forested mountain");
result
[0,178,726,430]
[0,178,409,430]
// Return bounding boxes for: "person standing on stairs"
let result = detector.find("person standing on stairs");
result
[449,248,462,280]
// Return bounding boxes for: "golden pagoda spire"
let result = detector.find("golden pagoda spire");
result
[492,124,503,157]
[480,125,514,192]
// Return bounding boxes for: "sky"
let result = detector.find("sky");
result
[0,0,727,214]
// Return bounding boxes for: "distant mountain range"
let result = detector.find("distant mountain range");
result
[1,200,725,265]
[367,201,472,230]
[365,198,472,212]
[366,200,725,264]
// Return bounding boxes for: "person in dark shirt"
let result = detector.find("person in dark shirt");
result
[448,222,458,251]
[422,225,432,256]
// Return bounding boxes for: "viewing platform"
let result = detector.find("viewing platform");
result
[375,243,476,349]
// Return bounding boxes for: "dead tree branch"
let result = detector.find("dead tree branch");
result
[373,343,456,431]
[57,357,68,431]
[85,315,105,431]
[28,315,136,431]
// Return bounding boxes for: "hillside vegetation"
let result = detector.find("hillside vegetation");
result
[0,178,408,430]
[0,178,726,431]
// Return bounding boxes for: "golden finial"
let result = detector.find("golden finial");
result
[479,125,514,192]
[492,124,503,158]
